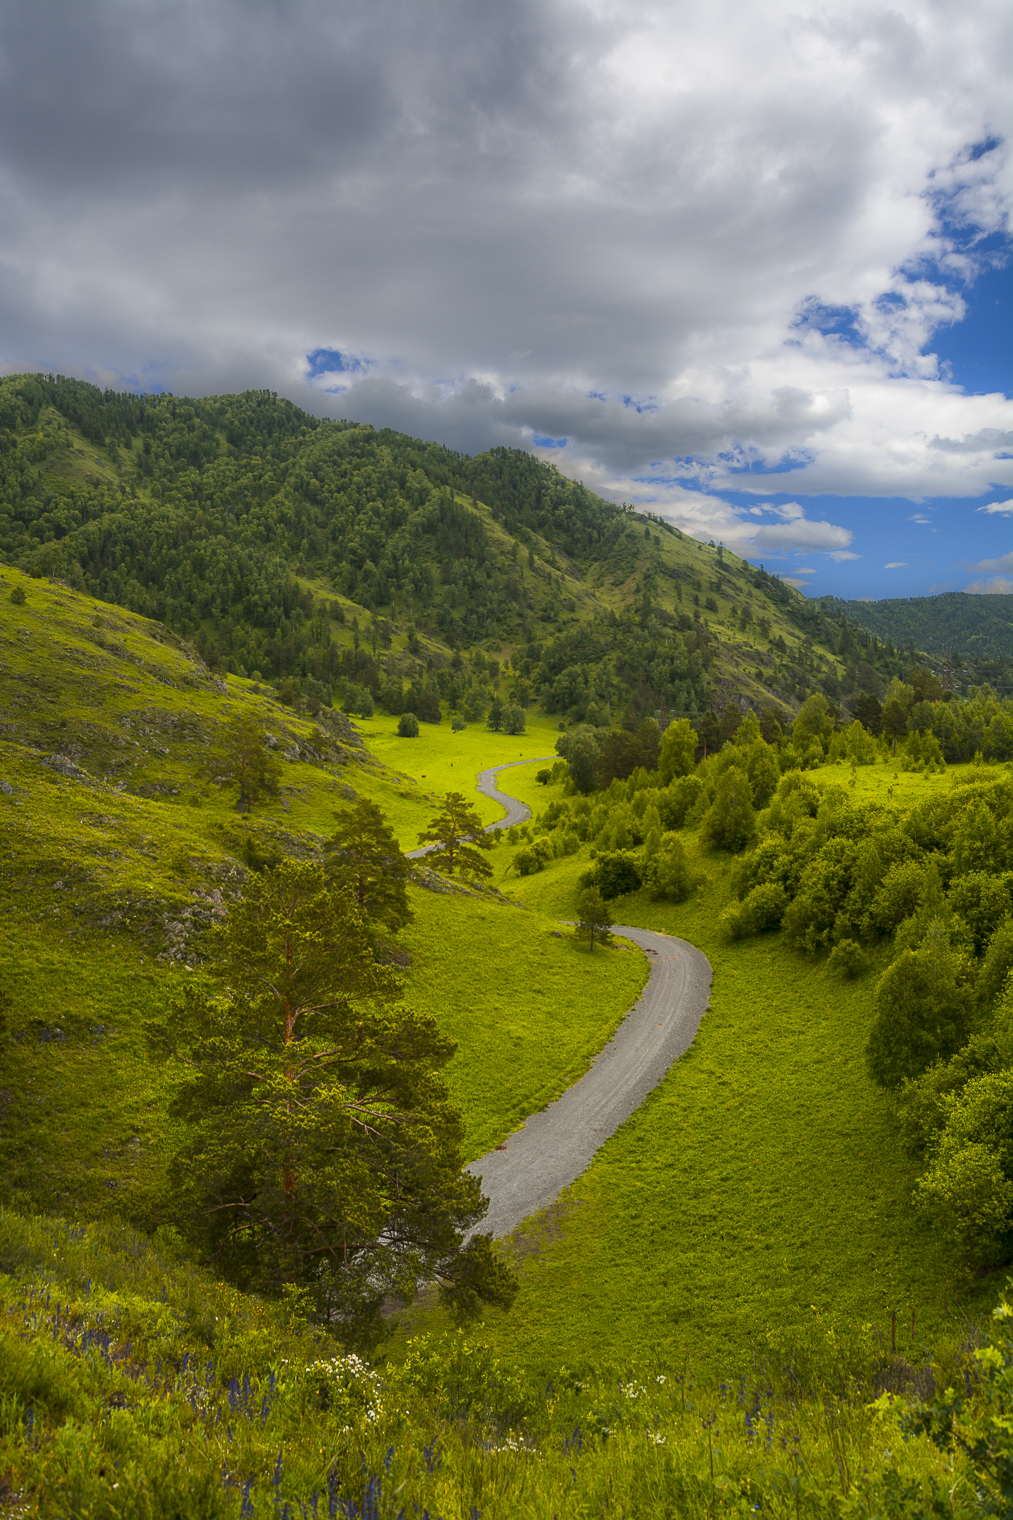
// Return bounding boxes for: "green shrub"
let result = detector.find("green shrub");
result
[398,711,420,737]
[720,880,787,939]
[642,833,695,902]
[593,849,642,900]
[827,938,867,979]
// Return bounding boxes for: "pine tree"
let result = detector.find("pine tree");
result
[417,792,493,878]
[324,799,413,936]
[160,859,515,1345]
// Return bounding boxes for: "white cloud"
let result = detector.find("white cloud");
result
[749,518,853,554]
[0,0,1006,507]
[967,549,1013,574]
[965,575,1013,593]
[909,513,930,524]
[978,499,1013,516]
[829,549,861,561]
[884,561,908,568]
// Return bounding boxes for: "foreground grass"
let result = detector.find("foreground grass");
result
[0,1208,993,1518]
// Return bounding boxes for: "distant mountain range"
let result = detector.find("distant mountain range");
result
[1,371,1005,716]
[818,591,1013,665]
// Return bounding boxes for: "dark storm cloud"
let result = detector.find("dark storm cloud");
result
[0,0,1009,511]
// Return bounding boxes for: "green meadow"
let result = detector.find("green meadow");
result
[352,711,561,837]
[438,763,998,1376]
[401,889,647,1160]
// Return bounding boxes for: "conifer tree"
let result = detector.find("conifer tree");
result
[200,710,283,814]
[324,799,413,936]
[417,792,493,878]
[161,859,515,1345]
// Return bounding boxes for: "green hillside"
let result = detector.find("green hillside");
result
[820,591,1013,678]
[0,372,919,730]
[0,568,1011,1512]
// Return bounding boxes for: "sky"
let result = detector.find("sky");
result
[0,0,1010,602]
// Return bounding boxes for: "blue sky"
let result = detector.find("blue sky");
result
[0,0,1009,602]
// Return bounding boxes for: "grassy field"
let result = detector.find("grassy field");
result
[353,712,561,837]
[411,763,997,1375]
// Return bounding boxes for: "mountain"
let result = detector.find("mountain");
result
[0,373,918,723]
[819,591,1013,671]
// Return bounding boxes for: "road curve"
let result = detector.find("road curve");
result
[406,757,556,859]
[475,757,558,832]
[467,926,712,1239]
[402,753,714,1235]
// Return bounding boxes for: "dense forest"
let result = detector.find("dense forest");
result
[820,591,1013,676]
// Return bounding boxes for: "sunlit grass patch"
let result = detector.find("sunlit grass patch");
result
[401,887,648,1159]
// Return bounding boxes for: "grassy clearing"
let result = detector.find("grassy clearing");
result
[400,887,648,1160]
[353,711,561,835]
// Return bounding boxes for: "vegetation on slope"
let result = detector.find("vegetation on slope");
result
[0,1207,1008,1516]
[820,590,1013,672]
[1,372,927,731]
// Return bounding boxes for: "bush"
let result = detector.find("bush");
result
[397,712,420,737]
[593,850,642,900]
[827,938,867,979]
[503,703,526,735]
[451,716,467,733]
[515,837,553,876]
[720,880,787,940]
[9,584,25,605]
[642,834,695,902]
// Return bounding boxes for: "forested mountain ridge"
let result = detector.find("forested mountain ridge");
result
[819,591,1013,676]
[0,372,934,727]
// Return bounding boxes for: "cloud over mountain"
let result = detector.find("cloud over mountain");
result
[0,0,1008,532]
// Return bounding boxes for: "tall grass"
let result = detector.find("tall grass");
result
[0,1210,997,1517]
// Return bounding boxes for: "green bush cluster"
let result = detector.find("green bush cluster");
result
[717,761,1013,1268]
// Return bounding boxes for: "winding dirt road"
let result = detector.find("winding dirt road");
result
[454,759,713,1240]
[468,925,711,1237]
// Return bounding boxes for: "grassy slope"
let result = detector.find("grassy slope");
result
[0,569,646,1219]
[429,763,996,1376]
[0,1209,977,1520]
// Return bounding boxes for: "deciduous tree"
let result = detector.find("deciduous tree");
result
[575,886,612,952]
[866,923,972,1089]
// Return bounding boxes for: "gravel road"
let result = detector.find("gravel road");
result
[406,756,556,858]
[467,926,711,1238]
[403,755,714,1239]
